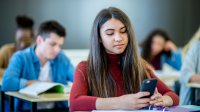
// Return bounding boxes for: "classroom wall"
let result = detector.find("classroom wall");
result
[0,0,200,49]
[184,0,200,44]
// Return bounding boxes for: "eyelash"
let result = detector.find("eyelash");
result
[107,33,114,36]
[106,30,127,36]
[121,28,127,33]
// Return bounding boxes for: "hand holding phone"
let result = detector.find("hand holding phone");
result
[140,78,157,98]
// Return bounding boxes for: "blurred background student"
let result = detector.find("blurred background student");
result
[140,29,182,71]
[180,41,200,105]
[0,15,34,77]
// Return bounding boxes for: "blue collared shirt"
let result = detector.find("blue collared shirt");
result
[2,45,74,91]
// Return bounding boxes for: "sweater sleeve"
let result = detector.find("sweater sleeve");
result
[149,71,179,106]
[0,44,10,77]
[70,61,98,112]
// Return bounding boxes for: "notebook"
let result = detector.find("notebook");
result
[19,81,71,97]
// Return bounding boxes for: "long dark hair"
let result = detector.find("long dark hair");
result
[87,7,149,97]
[141,29,172,62]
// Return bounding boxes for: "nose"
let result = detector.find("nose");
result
[114,33,123,42]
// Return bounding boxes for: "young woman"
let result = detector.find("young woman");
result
[141,29,182,70]
[70,7,179,111]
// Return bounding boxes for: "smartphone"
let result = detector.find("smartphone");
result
[140,78,158,98]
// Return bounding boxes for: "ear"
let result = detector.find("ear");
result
[36,35,44,45]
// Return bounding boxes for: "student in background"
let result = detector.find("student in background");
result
[2,20,74,111]
[140,29,182,70]
[70,7,179,111]
[180,41,200,105]
[0,15,34,77]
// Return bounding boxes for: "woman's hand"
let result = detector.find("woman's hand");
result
[117,92,150,110]
[150,88,173,107]
[164,41,177,51]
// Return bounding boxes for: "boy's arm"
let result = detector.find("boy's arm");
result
[2,52,28,91]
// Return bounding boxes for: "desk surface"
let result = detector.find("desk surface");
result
[154,70,180,81]
[180,105,200,110]
[74,105,200,112]
[5,92,70,102]
[154,71,180,87]
[188,83,200,88]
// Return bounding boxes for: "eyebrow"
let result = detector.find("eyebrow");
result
[49,41,63,47]
[48,41,57,45]
[105,29,114,32]
[104,26,126,32]
[120,26,126,30]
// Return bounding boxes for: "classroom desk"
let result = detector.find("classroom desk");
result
[74,105,200,112]
[153,70,180,87]
[188,83,200,105]
[5,92,70,112]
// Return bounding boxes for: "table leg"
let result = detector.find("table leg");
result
[30,102,37,112]
[191,87,196,105]
[0,89,5,112]
[9,96,14,112]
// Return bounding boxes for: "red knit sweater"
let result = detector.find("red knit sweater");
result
[70,54,179,111]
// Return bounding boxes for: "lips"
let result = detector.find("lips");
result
[114,44,124,48]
